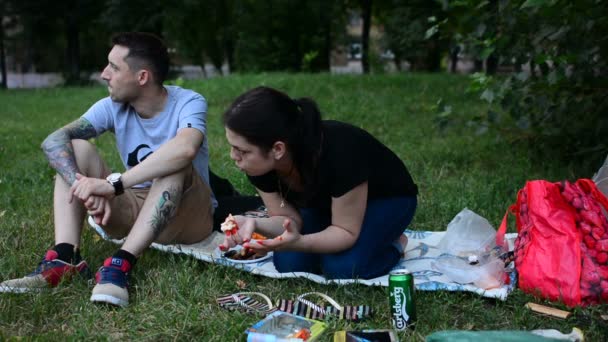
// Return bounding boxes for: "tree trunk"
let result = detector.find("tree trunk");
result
[426,41,441,72]
[486,53,498,75]
[0,20,7,89]
[65,9,80,84]
[449,44,460,73]
[224,36,235,73]
[321,13,332,72]
[360,0,372,74]
[474,59,483,72]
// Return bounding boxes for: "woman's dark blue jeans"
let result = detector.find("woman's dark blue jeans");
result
[273,196,417,279]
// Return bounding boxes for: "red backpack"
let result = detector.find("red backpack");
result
[496,179,608,307]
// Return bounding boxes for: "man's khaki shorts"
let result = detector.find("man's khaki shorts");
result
[102,168,213,245]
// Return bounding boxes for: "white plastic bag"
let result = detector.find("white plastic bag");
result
[436,208,497,256]
[432,255,504,289]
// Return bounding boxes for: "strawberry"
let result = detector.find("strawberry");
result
[581,210,603,227]
[601,291,608,302]
[597,239,608,252]
[597,252,608,264]
[597,266,608,279]
[579,221,593,235]
[584,235,596,249]
[582,271,601,285]
[593,227,605,241]
[572,197,584,210]
[561,190,574,203]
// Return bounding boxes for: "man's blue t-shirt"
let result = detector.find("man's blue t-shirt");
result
[82,85,216,208]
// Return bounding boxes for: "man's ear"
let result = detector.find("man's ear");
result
[137,69,150,86]
[271,141,287,160]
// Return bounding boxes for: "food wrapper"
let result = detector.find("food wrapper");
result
[245,311,326,341]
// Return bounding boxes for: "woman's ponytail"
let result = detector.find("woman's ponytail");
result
[292,97,323,189]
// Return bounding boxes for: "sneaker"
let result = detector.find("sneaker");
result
[90,257,130,307]
[0,250,90,293]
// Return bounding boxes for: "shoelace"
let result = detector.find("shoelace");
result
[97,266,129,287]
[28,258,57,276]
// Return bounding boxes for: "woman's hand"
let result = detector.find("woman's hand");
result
[244,217,301,253]
[219,215,255,250]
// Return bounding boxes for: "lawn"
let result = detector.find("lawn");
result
[0,73,606,340]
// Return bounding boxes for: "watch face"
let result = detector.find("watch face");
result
[107,173,121,182]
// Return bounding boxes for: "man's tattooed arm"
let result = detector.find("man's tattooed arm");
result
[149,187,181,239]
[41,118,98,185]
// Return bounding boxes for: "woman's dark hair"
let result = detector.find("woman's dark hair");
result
[222,86,323,189]
[111,32,169,86]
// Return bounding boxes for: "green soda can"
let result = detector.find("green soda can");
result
[389,269,416,330]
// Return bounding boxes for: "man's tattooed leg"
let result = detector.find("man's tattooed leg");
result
[149,187,181,238]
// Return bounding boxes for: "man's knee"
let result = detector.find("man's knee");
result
[70,139,105,177]
[151,166,192,188]
[71,139,96,157]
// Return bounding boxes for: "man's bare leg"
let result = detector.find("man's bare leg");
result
[90,167,187,307]
[53,139,109,247]
[119,167,187,256]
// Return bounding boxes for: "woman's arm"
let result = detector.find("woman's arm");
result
[220,188,302,249]
[248,182,368,254]
[254,188,303,235]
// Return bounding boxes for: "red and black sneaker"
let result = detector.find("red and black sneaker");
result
[0,250,91,293]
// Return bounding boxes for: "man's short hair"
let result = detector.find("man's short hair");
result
[111,32,169,86]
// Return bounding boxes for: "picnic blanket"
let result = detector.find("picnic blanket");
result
[88,217,517,300]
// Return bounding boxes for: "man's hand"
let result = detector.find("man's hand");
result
[69,173,115,203]
[85,195,112,226]
[243,218,301,253]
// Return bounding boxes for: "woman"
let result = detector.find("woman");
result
[220,86,417,279]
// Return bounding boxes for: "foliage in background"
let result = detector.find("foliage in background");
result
[378,0,447,71]
[3,0,109,83]
[232,0,348,72]
[165,0,237,74]
[432,0,608,165]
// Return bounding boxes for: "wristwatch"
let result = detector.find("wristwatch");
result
[106,173,124,196]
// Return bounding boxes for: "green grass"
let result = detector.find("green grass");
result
[0,73,606,340]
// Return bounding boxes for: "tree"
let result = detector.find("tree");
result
[165,0,238,75]
[232,0,347,73]
[359,0,371,74]
[441,0,608,163]
[6,0,108,84]
[379,0,446,71]
[0,0,12,89]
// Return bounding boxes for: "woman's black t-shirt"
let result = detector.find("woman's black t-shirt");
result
[248,120,418,209]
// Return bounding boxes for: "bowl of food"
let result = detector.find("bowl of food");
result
[216,245,273,264]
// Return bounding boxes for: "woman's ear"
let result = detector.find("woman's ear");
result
[271,141,287,160]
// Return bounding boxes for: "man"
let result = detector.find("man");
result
[0,32,215,307]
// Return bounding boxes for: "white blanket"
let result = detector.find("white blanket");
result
[88,217,517,300]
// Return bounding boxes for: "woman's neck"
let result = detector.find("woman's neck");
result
[276,158,302,190]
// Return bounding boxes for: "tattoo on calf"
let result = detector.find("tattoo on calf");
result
[41,118,98,185]
[150,187,180,238]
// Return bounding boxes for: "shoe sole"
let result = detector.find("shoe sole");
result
[90,293,128,307]
[0,284,45,294]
